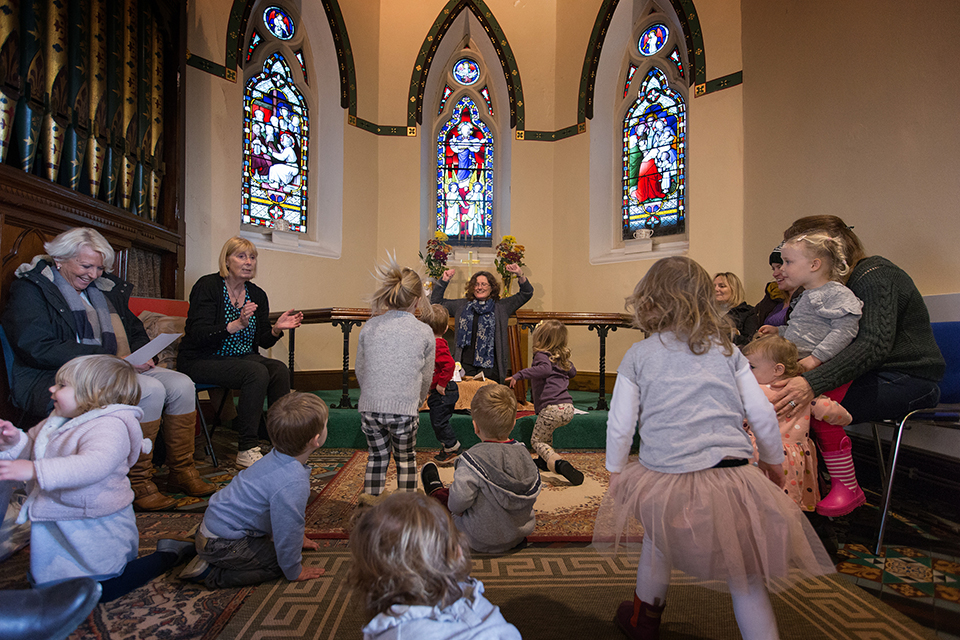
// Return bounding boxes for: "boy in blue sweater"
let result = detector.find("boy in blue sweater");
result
[180,392,327,587]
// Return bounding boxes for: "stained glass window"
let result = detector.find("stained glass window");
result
[438,85,453,115]
[436,96,493,247]
[622,67,685,240]
[246,30,263,63]
[263,6,294,40]
[669,47,684,78]
[294,49,307,83]
[638,24,668,56]
[242,53,309,233]
[453,58,480,86]
[480,86,494,115]
[623,64,638,98]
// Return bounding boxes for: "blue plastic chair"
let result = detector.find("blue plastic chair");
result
[872,321,960,554]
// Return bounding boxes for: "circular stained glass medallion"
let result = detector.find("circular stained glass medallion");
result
[638,24,668,56]
[453,58,481,86]
[264,6,295,41]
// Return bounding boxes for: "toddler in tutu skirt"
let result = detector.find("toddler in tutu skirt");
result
[593,257,835,640]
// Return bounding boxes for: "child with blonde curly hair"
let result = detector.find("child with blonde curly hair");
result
[506,319,581,485]
[595,257,833,640]
[349,492,520,639]
[757,231,864,517]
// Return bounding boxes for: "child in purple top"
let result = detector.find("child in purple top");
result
[506,320,581,485]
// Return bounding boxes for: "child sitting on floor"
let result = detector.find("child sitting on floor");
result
[349,492,521,639]
[742,335,852,512]
[506,319,582,485]
[421,304,463,465]
[180,392,328,587]
[421,384,541,554]
[0,355,194,602]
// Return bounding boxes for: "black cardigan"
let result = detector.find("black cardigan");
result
[177,274,282,365]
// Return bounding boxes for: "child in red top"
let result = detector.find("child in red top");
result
[422,305,462,464]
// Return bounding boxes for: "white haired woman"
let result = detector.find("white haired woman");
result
[177,237,303,469]
[1,227,214,510]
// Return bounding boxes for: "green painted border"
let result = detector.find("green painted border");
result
[186,52,234,82]
[696,70,742,96]
[408,0,524,130]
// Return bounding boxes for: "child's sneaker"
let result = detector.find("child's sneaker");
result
[421,463,444,495]
[433,445,464,466]
[179,556,211,583]
[235,446,263,469]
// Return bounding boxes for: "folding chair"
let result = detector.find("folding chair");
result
[872,321,960,554]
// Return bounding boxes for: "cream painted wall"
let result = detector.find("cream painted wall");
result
[742,0,960,299]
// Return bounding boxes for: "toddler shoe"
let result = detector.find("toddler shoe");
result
[433,444,464,465]
[421,462,445,495]
[615,594,665,639]
[179,556,211,583]
[555,459,584,486]
[532,456,548,471]
[235,446,263,469]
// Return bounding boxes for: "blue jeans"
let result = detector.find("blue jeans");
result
[842,370,941,423]
[427,381,460,449]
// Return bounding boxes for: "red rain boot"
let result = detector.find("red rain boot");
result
[615,593,665,640]
[816,436,865,517]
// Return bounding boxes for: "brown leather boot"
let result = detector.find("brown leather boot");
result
[130,419,177,511]
[163,412,216,497]
[615,593,665,640]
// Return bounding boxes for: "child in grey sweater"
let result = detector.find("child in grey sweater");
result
[422,384,541,553]
[356,258,435,496]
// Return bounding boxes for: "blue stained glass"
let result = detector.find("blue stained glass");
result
[638,24,668,56]
[436,97,493,247]
[623,64,638,98]
[242,53,309,233]
[263,6,295,41]
[438,85,453,115]
[453,58,480,86]
[669,47,684,78]
[246,31,263,63]
[480,86,494,115]
[622,67,685,240]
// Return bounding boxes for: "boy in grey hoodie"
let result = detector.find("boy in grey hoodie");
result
[421,385,541,553]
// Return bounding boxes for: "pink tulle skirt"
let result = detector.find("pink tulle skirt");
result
[593,460,835,593]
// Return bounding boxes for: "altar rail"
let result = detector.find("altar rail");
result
[269,308,636,411]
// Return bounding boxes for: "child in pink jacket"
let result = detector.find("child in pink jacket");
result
[0,355,194,601]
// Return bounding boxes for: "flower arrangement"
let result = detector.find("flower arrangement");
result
[494,235,525,290]
[420,231,453,279]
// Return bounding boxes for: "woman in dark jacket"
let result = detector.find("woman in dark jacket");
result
[178,237,302,469]
[1,227,213,510]
[714,272,756,347]
[431,263,532,382]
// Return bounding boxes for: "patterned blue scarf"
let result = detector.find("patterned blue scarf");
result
[457,299,496,369]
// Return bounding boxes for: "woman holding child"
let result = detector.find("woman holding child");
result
[1,227,213,511]
[178,237,303,469]
[431,264,533,382]
[769,216,944,515]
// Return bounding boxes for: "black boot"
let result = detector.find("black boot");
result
[533,456,548,471]
[421,462,444,495]
[555,459,584,486]
[0,577,101,640]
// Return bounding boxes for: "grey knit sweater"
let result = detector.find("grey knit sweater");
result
[356,310,436,416]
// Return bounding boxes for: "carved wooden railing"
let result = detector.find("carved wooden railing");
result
[270,308,636,412]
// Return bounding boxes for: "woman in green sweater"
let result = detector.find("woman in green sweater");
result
[769,216,944,516]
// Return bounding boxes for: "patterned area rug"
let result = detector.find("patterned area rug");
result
[304,450,610,540]
[215,546,937,640]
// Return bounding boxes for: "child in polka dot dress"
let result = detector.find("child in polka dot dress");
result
[742,336,851,511]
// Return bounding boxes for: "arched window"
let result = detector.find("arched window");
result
[420,12,511,255]
[242,52,309,233]
[620,23,686,242]
[436,94,494,247]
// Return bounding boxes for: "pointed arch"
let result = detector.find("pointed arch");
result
[579,0,705,121]
[408,0,524,130]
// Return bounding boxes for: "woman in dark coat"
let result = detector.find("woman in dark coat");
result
[178,237,302,469]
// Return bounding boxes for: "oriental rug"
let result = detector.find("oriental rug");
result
[303,450,610,541]
[215,546,937,640]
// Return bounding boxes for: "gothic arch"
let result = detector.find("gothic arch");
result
[408,0,524,130]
